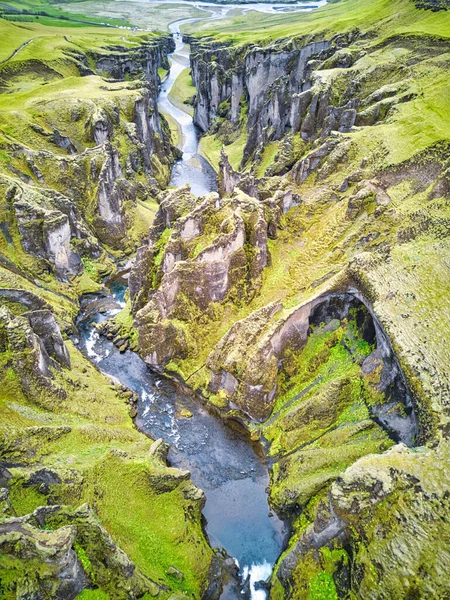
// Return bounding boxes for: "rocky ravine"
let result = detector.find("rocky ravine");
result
[0,24,220,600]
[1,2,450,599]
[128,5,450,598]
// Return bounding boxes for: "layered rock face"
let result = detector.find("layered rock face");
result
[0,304,70,401]
[5,180,100,280]
[207,290,417,438]
[89,37,174,89]
[189,33,365,165]
[189,32,445,178]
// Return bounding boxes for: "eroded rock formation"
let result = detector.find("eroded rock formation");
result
[129,185,278,369]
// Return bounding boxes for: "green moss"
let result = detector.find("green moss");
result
[162,111,182,148]
[168,69,196,117]
[255,141,280,177]
[262,315,393,513]
[75,273,103,295]
[74,541,95,582]
[309,572,338,600]
[76,591,109,600]
[271,318,373,419]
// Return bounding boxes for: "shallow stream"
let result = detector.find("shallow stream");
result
[77,281,285,599]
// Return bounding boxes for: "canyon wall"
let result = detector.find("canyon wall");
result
[130,21,450,599]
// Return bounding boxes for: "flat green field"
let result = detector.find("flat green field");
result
[0,0,132,27]
[57,0,210,30]
[0,17,161,62]
[183,0,450,43]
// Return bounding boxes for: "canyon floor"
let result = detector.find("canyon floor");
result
[0,0,449,598]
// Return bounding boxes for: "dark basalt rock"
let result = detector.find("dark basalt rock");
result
[414,0,449,9]
[0,306,70,400]
[90,36,174,91]
[26,310,71,369]
[0,288,50,313]
[24,468,62,488]
[0,517,86,600]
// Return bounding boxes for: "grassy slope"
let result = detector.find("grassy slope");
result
[0,0,132,27]
[0,17,160,62]
[185,0,450,44]
[0,17,169,253]
[198,126,247,172]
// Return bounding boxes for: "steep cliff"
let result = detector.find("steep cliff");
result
[129,184,277,370]
[2,0,450,597]
[190,35,353,166]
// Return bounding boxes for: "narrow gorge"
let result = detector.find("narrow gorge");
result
[0,0,449,599]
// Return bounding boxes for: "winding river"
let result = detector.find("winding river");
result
[77,3,323,597]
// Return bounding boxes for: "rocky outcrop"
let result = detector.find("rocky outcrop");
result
[0,305,70,400]
[93,144,133,248]
[290,138,352,185]
[207,289,417,440]
[219,149,301,220]
[129,185,200,312]
[414,0,450,9]
[129,186,279,370]
[5,178,100,280]
[275,443,450,599]
[0,503,162,599]
[90,36,174,90]
[0,288,50,312]
[26,310,71,369]
[0,516,86,599]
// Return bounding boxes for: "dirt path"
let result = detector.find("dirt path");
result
[0,39,34,65]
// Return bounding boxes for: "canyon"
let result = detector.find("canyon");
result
[0,0,449,598]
